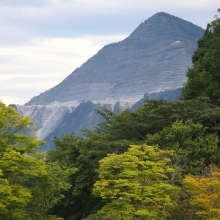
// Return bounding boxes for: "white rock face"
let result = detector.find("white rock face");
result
[16,99,136,140]
[17,104,74,140]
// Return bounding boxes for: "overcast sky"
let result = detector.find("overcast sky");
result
[0,0,219,105]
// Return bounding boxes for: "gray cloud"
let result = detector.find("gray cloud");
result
[0,0,52,7]
[0,0,219,46]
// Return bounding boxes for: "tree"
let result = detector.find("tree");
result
[94,98,220,143]
[0,101,73,220]
[184,164,220,220]
[0,101,47,219]
[27,162,76,220]
[47,133,105,220]
[146,120,220,220]
[181,11,220,105]
[93,144,179,219]
[47,99,220,219]
[146,119,220,181]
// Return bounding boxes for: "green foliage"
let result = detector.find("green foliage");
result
[181,13,220,105]
[0,101,46,219]
[0,101,74,220]
[27,162,76,219]
[41,11,220,220]
[93,144,179,219]
[47,98,220,219]
[47,133,105,219]
[146,119,220,179]
[184,164,220,220]
[95,98,220,141]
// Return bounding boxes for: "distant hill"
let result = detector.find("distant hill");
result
[26,12,204,106]
[130,88,182,111]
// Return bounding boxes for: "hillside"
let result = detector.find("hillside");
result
[25,12,204,106]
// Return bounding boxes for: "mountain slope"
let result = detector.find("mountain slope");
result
[41,89,181,150]
[26,12,204,106]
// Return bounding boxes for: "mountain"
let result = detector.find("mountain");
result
[16,12,204,150]
[25,12,204,106]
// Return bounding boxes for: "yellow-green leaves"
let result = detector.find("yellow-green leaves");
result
[184,165,220,220]
[0,102,46,219]
[93,144,179,219]
[0,101,75,219]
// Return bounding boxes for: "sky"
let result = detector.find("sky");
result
[0,0,219,105]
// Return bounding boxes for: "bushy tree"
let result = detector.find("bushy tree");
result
[93,144,179,219]
[184,164,220,220]
[47,133,105,220]
[145,119,220,220]
[0,101,46,219]
[146,119,220,179]
[47,99,220,219]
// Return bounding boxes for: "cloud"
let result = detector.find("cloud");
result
[0,34,126,105]
[0,35,127,75]
[0,75,63,105]
[0,0,51,7]
[0,0,218,46]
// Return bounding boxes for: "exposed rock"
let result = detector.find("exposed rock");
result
[17,104,74,140]
[16,100,134,150]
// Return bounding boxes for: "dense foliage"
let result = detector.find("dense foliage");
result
[46,11,220,220]
[181,15,220,105]
[93,144,179,219]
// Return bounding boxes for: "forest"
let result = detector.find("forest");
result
[0,12,220,220]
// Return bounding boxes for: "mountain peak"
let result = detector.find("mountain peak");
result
[26,13,204,106]
[127,12,203,43]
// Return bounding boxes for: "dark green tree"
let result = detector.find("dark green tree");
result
[181,12,220,105]
[146,119,220,180]
[47,133,106,220]
[146,119,220,220]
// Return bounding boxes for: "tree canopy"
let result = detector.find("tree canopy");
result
[181,14,220,105]
[93,144,179,219]
[0,101,75,219]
